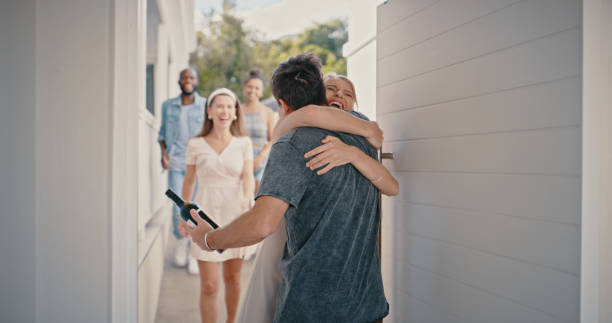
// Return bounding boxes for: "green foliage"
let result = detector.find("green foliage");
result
[190,6,348,101]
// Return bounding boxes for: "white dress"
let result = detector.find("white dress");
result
[237,221,285,323]
[185,136,257,262]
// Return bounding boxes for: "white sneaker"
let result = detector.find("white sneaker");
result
[174,238,189,267]
[187,254,199,275]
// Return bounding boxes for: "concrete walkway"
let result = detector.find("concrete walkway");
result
[155,238,256,323]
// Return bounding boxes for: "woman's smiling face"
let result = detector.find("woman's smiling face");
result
[325,77,355,111]
[243,78,263,102]
[208,94,236,129]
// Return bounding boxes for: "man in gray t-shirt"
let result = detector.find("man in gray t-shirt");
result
[258,121,388,322]
[186,53,388,322]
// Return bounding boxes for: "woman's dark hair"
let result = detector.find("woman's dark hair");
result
[244,68,264,85]
[271,52,327,110]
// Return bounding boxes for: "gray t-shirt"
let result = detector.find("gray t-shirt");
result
[257,111,389,323]
[169,104,193,170]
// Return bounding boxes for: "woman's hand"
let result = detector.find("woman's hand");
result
[253,154,263,171]
[178,219,191,238]
[366,121,383,149]
[305,136,358,175]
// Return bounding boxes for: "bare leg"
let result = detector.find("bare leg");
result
[198,261,220,323]
[222,258,244,323]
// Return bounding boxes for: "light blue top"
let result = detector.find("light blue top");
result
[244,111,269,148]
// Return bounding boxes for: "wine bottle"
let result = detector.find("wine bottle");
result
[165,189,223,253]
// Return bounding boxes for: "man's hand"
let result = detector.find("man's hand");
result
[184,209,214,251]
[161,152,171,170]
[366,121,383,149]
[305,136,358,175]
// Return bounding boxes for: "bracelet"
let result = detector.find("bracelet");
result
[204,231,215,251]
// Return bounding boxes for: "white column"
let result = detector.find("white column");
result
[33,0,116,321]
[582,1,612,323]
[112,0,143,321]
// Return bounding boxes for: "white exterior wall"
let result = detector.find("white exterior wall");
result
[137,1,195,322]
[581,1,612,323]
[0,1,37,322]
[0,0,118,322]
[377,0,581,322]
[0,0,194,322]
[138,0,194,242]
[343,0,383,120]
[34,1,116,320]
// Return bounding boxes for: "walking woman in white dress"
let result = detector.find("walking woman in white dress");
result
[180,88,256,323]
[237,74,399,323]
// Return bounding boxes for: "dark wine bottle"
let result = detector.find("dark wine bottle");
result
[165,189,223,253]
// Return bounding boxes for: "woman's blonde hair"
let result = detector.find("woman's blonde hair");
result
[197,88,247,137]
[323,73,358,108]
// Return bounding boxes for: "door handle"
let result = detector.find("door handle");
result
[381,152,394,160]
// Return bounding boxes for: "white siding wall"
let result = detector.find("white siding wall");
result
[604,3,612,316]
[0,1,37,322]
[0,0,122,321]
[0,0,193,321]
[35,0,114,321]
[581,1,612,323]
[377,0,581,322]
[344,0,384,120]
[137,1,196,322]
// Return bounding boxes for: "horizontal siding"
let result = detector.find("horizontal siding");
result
[399,172,580,224]
[378,0,581,86]
[399,263,569,323]
[398,202,580,275]
[399,235,579,322]
[384,127,580,175]
[377,0,523,59]
[377,0,581,322]
[377,77,581,139]
[376,0,439,33]
[392,290,467,323]
[378,27,581,114]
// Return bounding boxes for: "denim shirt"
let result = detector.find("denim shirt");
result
[157,93,206,150]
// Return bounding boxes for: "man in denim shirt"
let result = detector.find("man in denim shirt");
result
[187,53,388,322]
[158,68,206,274]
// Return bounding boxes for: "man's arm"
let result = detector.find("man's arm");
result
[158,102,167,142]
[158,102,171,169]
[187,196,289,251]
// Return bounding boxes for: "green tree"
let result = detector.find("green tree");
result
[190,6,348,101]
[297,19,347,61]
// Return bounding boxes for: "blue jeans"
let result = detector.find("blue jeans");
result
[168,169,197,239]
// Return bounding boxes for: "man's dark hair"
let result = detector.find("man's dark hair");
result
[271,52,327,110]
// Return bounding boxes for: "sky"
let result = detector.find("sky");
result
[194,0,351,40]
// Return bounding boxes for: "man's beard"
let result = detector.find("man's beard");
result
[180,84,198,96]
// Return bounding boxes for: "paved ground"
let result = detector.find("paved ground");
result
[155,237,256,323]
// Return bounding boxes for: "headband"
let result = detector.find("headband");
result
[207,88,237,107]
